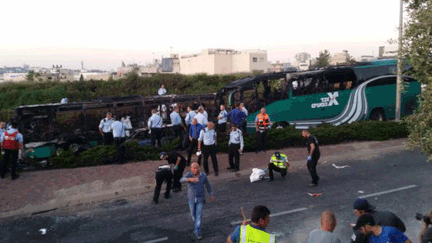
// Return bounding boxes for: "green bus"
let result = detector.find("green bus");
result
[217,60,420,132]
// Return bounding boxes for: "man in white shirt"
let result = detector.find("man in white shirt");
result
[170,106,187,149]
[227,124,244,171]
[198,122,218,176]
[158,84,167,95]
[217,105,228,135]
[148,109,163,148]
[111,116,128,164]
[308,210,341,243]
[99,112,114,145]
[194,106,208,126]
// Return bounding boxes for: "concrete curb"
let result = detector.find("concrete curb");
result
[0,143,408,219]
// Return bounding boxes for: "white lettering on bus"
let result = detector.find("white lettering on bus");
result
[311,92,339,109]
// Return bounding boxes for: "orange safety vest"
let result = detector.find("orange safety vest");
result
[256,113,270,130]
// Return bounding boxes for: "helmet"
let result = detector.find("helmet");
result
[160,152,167,160]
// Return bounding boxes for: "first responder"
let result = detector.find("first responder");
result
[227,205,276,243]
[0,121,24,180]
[160,151,186,192]
[268,151,289,181]
[255,107,271,152]
[99,112,114,145]
[152,153,173,204]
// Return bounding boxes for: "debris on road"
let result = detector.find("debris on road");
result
[358,190,364,193]
[332,163,350,169]
[39,229,47,235]
[307,193,323,197]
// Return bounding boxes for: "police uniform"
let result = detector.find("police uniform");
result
[228,128,244,171]
[217,109,228,134]
[0,128,23,180]
[187,123,205,166]
[153,164,172,204]
[268,153,289,181]
[166,151,186,191]
[170,111,184,149]
[148,113,163,147]
[99,117,114,145]
[198,128,218,176]
[255,112,271,152]
[111,120,127,163]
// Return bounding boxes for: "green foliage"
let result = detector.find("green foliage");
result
[401,0,432,159]
[315,50,331,68]
[26,71,35,82]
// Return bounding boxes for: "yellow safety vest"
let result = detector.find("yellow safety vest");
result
[240,224,276,243]
[270,154,288,169]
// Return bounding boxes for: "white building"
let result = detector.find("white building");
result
[330,52,349,65]
[179,49,268,75]
[3,73,27,82]
[379,46,398,58]
[355,55,376,62]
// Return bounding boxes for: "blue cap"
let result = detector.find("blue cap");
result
[353,198,375,211]
[160,152,167,160]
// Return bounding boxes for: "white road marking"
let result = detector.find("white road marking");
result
[142,236,169,243]
[230,207,307,225]
[359,185,418,199]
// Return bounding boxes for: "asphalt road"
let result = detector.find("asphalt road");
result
[1,148,431,243]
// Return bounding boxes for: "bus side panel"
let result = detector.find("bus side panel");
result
[402,82,421,116]
[365,85,396,120]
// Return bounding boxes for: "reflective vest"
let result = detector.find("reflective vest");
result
[270,154,288,169]
[256,113,270,130]
[239,224,276,243]
[2,131,19,150]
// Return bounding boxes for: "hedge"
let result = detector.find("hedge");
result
[46,120,408,169]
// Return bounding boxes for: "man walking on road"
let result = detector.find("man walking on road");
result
[255,107,271,153]
[198,122,218,176]
[268,151,289,181]
[354,214,412,243]
[308,210,341,243]
[227,124,244,172]
[160,151,186,192]
[302,129,320,187]
[148,109,163,148]
[181,162,215,240]
[99,112,114,145]
[0,121,24,180]
[227,205,275,243]
[351,198,406,243]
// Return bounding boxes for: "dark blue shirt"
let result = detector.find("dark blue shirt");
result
[228,108,247,126]
[189,123,205,139]
[369,226,408,243]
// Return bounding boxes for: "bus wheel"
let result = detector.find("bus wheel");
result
[370,109,386,121]
[273,122,288,129]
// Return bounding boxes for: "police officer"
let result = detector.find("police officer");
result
[111,116,128,164]
[185,106,196,130]
[268,151,289,181]
[99,112,114,145]
[217,105,228,135]
[302,129,320,187]
[160,151,186,192]
[187,118,205,166]
[194,106,208,126]
[198,121,218,176]
[152,157,172,204]
[170,106,187,150]
[227,124,244,172]
[148,109,163,148]
[0,121,24,180]
[255,107,271,153]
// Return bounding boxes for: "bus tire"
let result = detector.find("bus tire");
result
[369,109,386,121]
[273,121,289,129]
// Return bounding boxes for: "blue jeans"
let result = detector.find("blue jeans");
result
[188,199,204,235]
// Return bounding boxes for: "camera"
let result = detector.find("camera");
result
[416,213,431,224]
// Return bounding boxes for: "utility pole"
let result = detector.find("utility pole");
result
[395,0,403,121]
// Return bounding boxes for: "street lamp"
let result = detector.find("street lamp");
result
[395,0,403,121]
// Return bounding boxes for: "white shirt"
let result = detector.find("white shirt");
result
[228,129,244,150]
[242,107,248,116]
[158,88,167,95]
[60,98,68,104]
[148,114,163,128]
[195,113,208,126]
[203,110,208,118]
[185,111,196,126]
[111,121,127,138]
[218,110,228,124]
[99,118,114,133]
[198,128,217,145]
[121,117,132,136]
[170,111,182,126]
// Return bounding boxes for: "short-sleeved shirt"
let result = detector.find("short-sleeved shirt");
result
[0,128,24,143]
[306,135,320,157]
[229,224,266,243]
[195,113,208,126]
[421,227,432,243]
[369,226,408,243]
[99,118,114,133]
[185,111,196,126]
[218,110,227,124]
[148,114,163,128]
[170,111,182,126]
[111,121,127,138]
[198,128,216,146]
[308,229,341,243]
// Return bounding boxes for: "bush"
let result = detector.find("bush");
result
[46,120,409,170]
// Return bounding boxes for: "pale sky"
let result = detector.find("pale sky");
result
[0,0,404,71]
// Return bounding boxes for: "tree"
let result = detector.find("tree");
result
[315,50,331,67]
[79,74,84,82]
[402,0,432,159]
[26,71,35,81]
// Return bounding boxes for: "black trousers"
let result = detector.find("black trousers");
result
[114,137,125,163]
[172,163,186,190]
[307,154,320,184]
[1,149,18,178]
[187,139,201,166]
[268,163,287,180]
[217,123,226,135]
[228,143,240,170]
[256,130,268,151]
[203,144,218,175]
[151,128,162,148]
[103,132,113,145]
[172,125,184,149]
[153,169,172,202]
